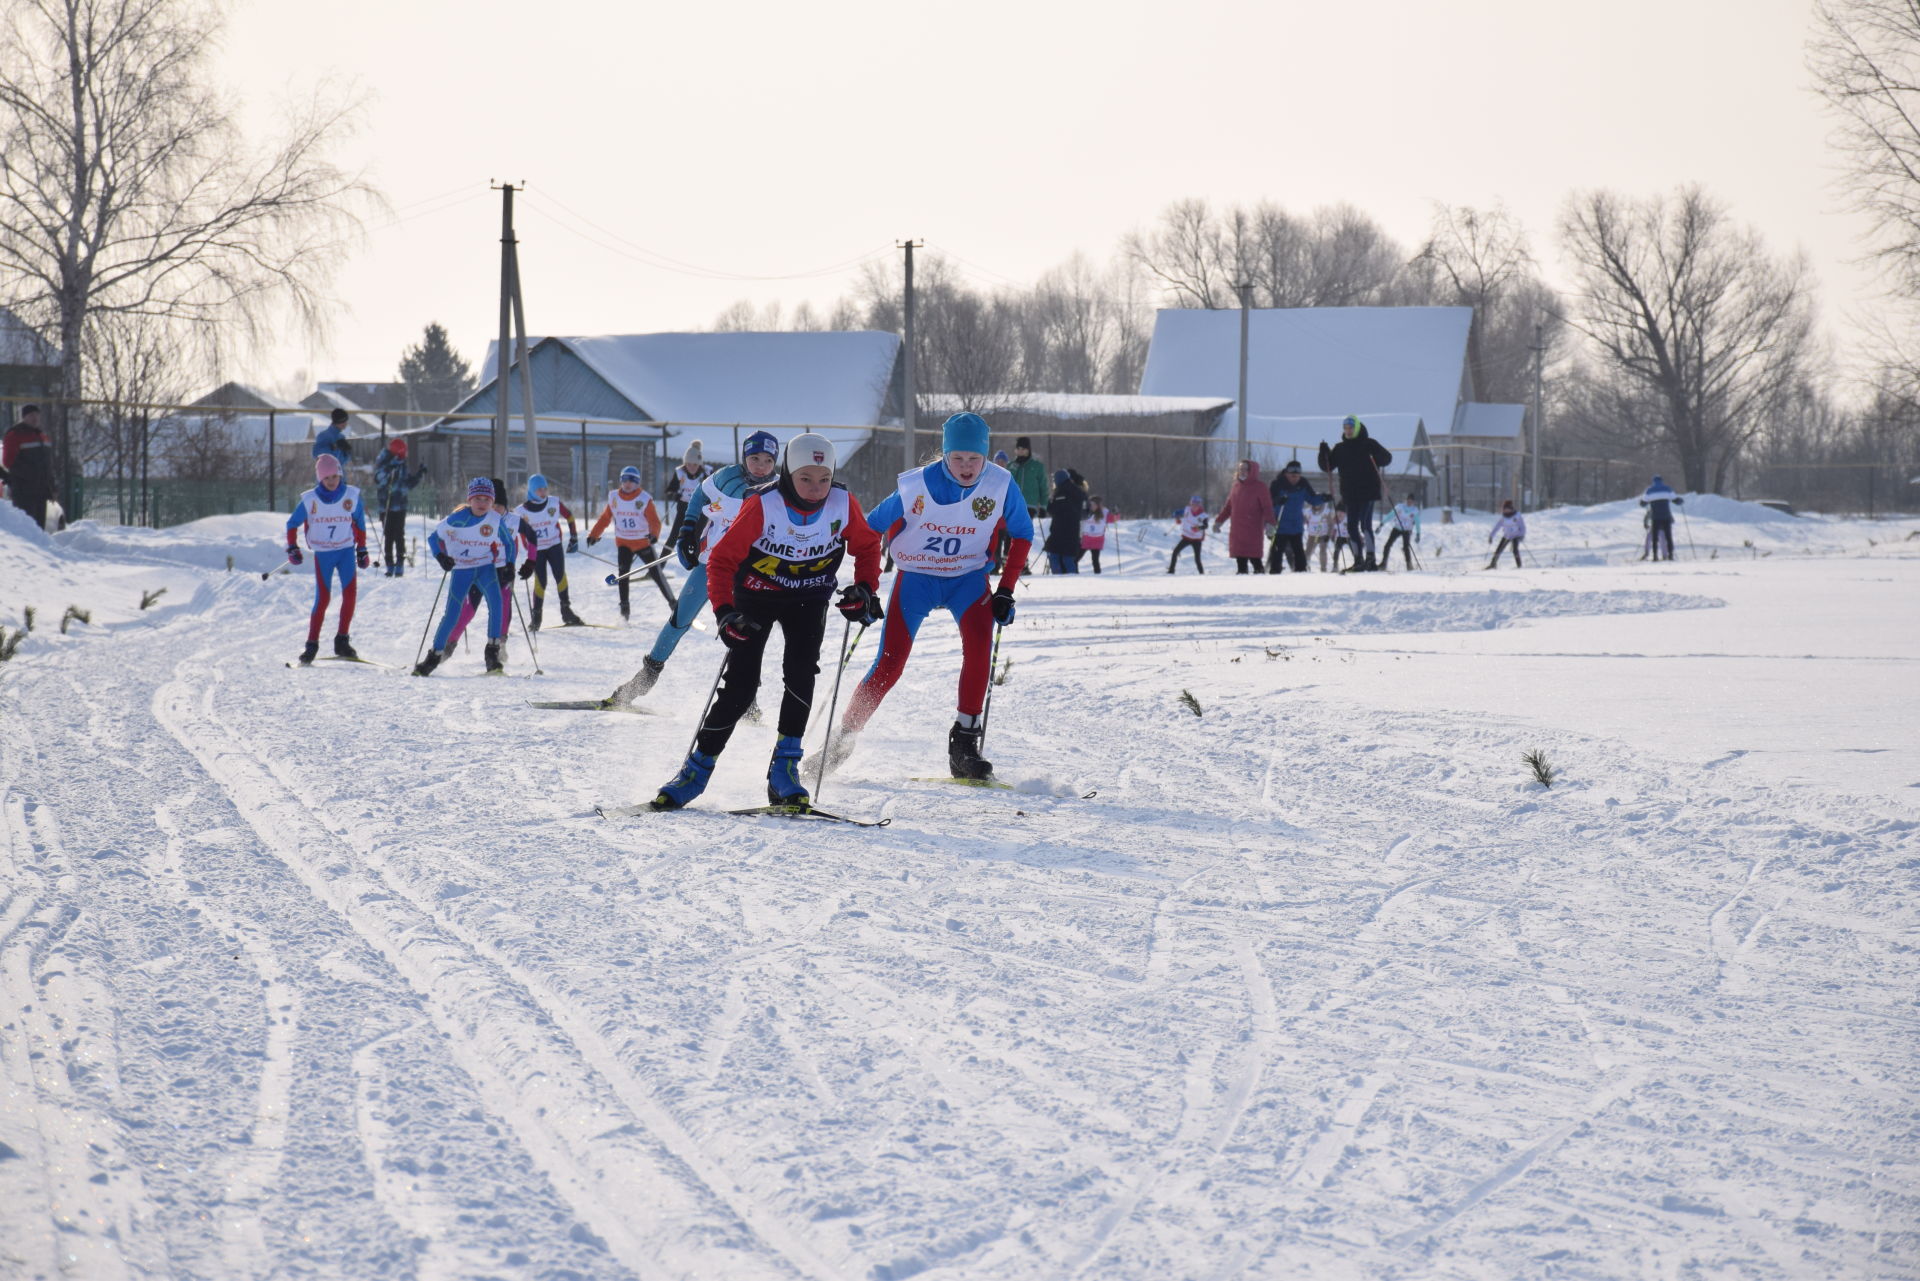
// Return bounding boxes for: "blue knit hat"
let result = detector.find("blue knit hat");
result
[467,476,494,499]
[618,465,642,485]
[526,473,549,499]
[742,430,779,460]
[942,412,990,456]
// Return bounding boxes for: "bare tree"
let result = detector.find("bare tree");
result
[1810,0,1920,295]
[82,311,199,520]
[0,0,373,504]
[1413,204,1567,403]
[1558,187,1817,492]
[1126,198,1410,311]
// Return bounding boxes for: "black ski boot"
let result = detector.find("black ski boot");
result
[948,722,993,780]
[297,639,319,666]
[484,640,505,675]
[529,597,544,632]
[333,634,358,660]
[560,599,585,627]
[412,648,443,677]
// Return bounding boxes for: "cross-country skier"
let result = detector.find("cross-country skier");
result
[1215,460,1275,574]
[284,454,370,664]
[605,430,779,705]
[1266,459,1326,573]
[416,478,510,676]
[1329,502,1352,571]
[442,477,534,670]
[1639,475,1684,561]
[1318,415,1392,571]
[1169,496,1208,574]
[1487,500,1526,568]
[666,440,711,536]
[822,411,1034,782]
[1303,495,1335,571]
[373,437,426,576]
[1079,495,1117,572]
[587,466,670,621]
[650,434,882,810]
[1382,493,1421,570]
[513,474,584,630]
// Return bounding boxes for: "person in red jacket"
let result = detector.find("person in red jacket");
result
[2,405,54,530]
[650,433,882,812]
[1214,459,1277,573]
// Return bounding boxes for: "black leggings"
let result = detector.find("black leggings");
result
[382,511,407,568]
[616,544,677,614]
[1169,538,1205,573]
[1650,522,1674,560]
[1083,547,1102,573]
[1382,527,1414,567]
[1234,556,1265,574]
[1346,501,1376,558]
[698,596,826,755]
[1489,537,1523,567]
[1268,533,1305,573]
[529,544,571,602]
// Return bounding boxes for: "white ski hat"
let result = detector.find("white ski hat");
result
[682,439,703,466]
[783,433,836,474]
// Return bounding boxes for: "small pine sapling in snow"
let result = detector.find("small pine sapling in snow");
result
[140,587,167,611]
[225,554,234,572]
[1523,748,1557,788]
[60,605,90,634]
[22,606,34,632]
[993,655,1013,687]
[1180,690,1203,718]
[0,628,23,663]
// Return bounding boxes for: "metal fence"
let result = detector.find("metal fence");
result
[10,395,1914,528]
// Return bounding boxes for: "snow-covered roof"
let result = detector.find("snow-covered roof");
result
[1450,402,1526,439]
[1216,412,1431,475]
[923,391,1233,419]
[0,307,59,366]
[465,331,900,464]
[1140,306,1473,440]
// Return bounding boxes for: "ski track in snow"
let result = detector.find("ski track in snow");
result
[1,525,1918,1279]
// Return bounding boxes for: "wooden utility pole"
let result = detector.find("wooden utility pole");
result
[491,181,541,480]
[900,239,922,469]
[1530,321,1545,509]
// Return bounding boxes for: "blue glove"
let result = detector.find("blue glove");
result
[287,545,303,566]
[567,535,579,553]
[990,588,1016,626]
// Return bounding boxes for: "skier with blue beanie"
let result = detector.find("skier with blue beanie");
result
[817,411,1034,782]
[1639,475,1684,561]
[512,473,585,629]
[604,430,781,705]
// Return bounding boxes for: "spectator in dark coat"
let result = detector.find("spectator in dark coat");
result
[312,408,353,468]
[1317,415,1393,571]
[1266,459,1327,573]
[1,404,54,530]
[1043,468,1085,574]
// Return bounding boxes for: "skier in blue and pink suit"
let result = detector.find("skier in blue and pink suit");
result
[824,411,1033,781]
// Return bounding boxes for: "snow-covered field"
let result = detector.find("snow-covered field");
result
[1,497,1916,1280]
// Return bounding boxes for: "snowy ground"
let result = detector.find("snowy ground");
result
[1,497,1916,1280]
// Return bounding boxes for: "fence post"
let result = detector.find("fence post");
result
[1867,465,1875,518]
[267,410,276,513]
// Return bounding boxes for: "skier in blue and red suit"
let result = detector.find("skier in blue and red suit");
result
[284,453,370,665]
[824,411,1033,781]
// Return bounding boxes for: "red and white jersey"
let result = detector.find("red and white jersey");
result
[675,466,707,502]
[887,462,1012,578]
[739,487,852,594]
[515,501,565,550]
[433,511,508,568]
[300,484,362,551]
[606,489,654,541]
[694,473,748,567]
[1176,509,1208,541]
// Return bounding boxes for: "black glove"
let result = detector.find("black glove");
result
[518,558,537,580]
[991,587,1016,626]
[434,551,455,572]
[566,535,579,553]
[355,547,370,569]
[586,533,601,547]
[676,531,699,571]
[716,609,765,649]
[836,582,883,625]
[286,545,304,566]
[497,565,514,588]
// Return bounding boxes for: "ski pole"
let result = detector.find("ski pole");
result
[978,622,1006,753]
[812,616,862,809]
[681,650,731,762]
[1680,507,1697,560]
[576,548,619,569]
[513,578,544,675]
[603,548,677,586]
[414,569,449,666]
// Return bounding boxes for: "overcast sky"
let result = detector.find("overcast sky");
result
[217,0,1884,392]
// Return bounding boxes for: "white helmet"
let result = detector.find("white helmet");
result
[783,432,836,474]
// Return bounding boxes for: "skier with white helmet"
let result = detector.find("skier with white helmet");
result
[649,434,882,811]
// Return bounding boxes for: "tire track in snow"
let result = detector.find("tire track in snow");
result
[154,664,844,1281]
